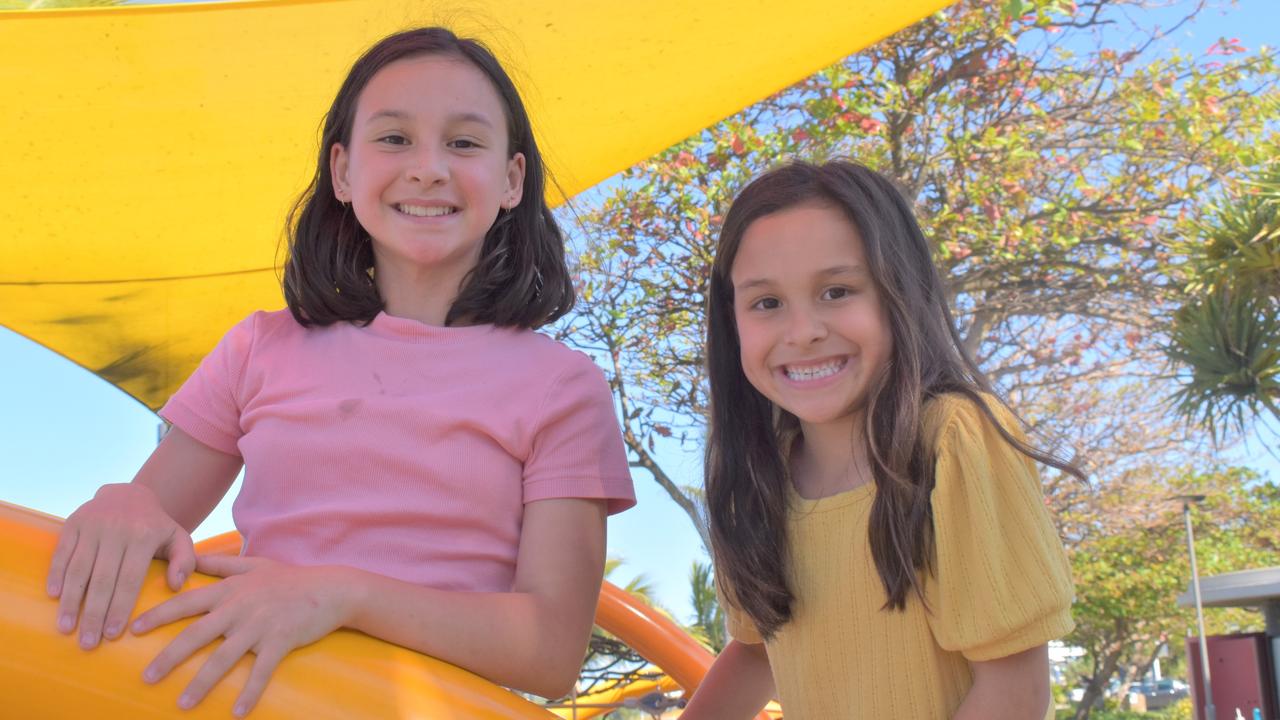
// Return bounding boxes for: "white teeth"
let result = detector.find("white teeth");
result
[398,204,456,217]
[784,360,845,382]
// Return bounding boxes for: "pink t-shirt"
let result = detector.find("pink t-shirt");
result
[159,309,635,592]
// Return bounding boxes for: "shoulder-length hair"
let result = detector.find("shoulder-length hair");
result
[282,27,574,330]
[704,159,1082,639]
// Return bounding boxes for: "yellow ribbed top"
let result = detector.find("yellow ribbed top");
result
[724,394,1074,720]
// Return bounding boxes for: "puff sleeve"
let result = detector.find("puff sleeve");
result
[923,397,1075,662]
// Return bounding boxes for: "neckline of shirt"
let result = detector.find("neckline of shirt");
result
[787,478,875,514]
[357,311,499,345]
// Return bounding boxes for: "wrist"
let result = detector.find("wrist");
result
[327,565,373,628]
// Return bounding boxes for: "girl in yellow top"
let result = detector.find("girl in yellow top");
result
[682,160,1079,720]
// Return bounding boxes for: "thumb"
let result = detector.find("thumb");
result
[161,528,196,592]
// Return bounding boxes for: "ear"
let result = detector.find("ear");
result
[502,152,526,209]
[330,142,351,202]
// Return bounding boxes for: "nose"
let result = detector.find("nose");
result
[784,305,827,346]
[405,145,448,185]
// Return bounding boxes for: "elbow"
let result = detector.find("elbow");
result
[1007,677,1051,719]
[535,677,578,703]
[502,626,585,699]
[1015,686,1050,720]
[509,658,580,701]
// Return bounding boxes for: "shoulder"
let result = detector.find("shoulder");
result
[922,391,1039,498]
[499,330,608,383]
[922,392,1023,454]
[214,309,302,361]
[221,308,303,344]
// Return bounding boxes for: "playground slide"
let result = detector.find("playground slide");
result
[197,533,775,719]
[0,502,776,718]
[0,501,554,719]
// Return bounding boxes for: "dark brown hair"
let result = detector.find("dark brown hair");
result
[704,160,1083,639]
[283,27,574,329]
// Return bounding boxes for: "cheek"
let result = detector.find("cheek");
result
[733,321,772,380]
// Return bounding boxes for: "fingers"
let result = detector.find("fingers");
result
[102,542,157,640]
[175,632,256,711]
[233,642,290,718]
[162,528,196,592]
[132,584,219,635]
[55,532,97,634]
[76,538,128,649]
[46,525,79,599]
[195,554,257,578]
[143,611,228,685]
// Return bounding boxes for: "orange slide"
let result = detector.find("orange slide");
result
[0,500,773,718]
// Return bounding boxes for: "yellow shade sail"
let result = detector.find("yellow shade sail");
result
[1,0,948,409]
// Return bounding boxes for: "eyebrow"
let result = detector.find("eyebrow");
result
[734,264,868,291]
[364,109,495,127]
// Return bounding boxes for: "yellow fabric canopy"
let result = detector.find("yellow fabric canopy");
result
[1,0,947,410]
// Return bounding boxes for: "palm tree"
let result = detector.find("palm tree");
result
[605,557,661,606]
[1167,163,1280,441]
[687,561,727,653]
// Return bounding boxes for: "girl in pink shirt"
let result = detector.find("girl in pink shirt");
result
[46,27,634,717]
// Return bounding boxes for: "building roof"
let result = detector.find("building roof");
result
[1177,567,1280,608]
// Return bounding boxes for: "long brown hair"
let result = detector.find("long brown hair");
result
[283,27,574,330]
[704,160,1082,639]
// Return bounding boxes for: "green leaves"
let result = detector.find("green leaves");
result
[1168,284,1280,439]
[687,561,726,653]
[563,0,1280,563]
[1167,163,1280,441]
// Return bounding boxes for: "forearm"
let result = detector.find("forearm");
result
[681,639,775,719]
[339,568,593,699]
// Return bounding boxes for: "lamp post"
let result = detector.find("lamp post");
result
[1174,493,1215,720]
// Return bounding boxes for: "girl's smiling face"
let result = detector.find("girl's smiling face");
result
[730,202,893,433]
[329,54,525,290]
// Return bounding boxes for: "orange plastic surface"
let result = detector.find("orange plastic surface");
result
[0,502,554,719]
[196,531,775,719]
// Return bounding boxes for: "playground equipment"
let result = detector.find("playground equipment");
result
[1,504,778,717]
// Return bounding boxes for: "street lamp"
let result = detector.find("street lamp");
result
[1173,493,1215,720]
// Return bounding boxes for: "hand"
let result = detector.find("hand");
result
[131,556,358,717]
[47,482,196,649]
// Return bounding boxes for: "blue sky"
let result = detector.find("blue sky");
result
[1,0,1277,625]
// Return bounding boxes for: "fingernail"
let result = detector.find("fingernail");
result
[47,582,60,596]
[233,703,248,717]
[176,571,186,586]
[79,630,98,648]
[104,622,122,638]
[132,619,145,633]
[142,667,158,683]
[58,614,74,633]
[178,693,195,710]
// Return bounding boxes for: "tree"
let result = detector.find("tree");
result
[561,0,1280,546]
[1066,466,1280,719]
[687,561,726,653]
[1167,162,1280,441]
